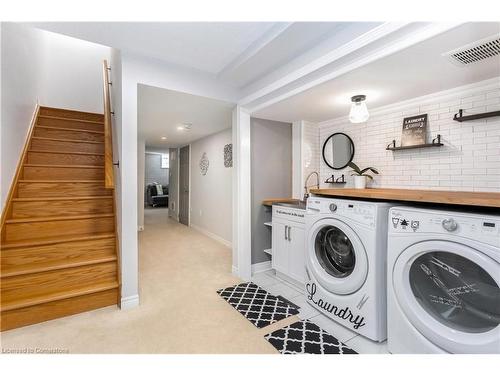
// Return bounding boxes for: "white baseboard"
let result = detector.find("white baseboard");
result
[251,260,272,275]
[190,224,232,248]
[120,294,139,310]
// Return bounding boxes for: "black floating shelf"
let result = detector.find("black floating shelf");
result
[386,135,443,151]
[453,109,500,122]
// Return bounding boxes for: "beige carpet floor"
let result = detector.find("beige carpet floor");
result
[1,208,297,353]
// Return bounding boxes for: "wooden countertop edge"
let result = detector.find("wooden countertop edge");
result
[309,188,500,208]
[262,198,301,207]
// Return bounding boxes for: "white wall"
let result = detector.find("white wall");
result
[318,78,500,192]
[292,120,320,199]
[108,47,127,303]
[36,29,110,113]
[137,139,145,230]
[1,22,111,210]
[1,22,41,210]
[119,52,238,306]
[168,148,179,221]
[190,128,232,245]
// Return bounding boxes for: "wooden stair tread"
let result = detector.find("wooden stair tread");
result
[1,233,115,250]
[0,281,119,312]
[32,136,103,144]
[40,106,104,117]
[5,213,114,224]
[28,150,104,156]
[36,125,104,134]
[38,115,104,125]
[19,179,108,183]
[24,164,104,169]
[1,255,117,278]
[12,196,112,202]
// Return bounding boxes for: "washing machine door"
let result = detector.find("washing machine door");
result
[393,240,500,353]
[307,218,368,295]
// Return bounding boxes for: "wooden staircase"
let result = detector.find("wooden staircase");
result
[0,106,120,331]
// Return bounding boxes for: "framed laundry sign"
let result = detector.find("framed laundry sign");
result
[401,114,428,147]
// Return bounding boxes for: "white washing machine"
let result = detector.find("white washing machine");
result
[305,197,394,342]
[387,206,500,354]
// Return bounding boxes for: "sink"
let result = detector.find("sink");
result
[274,201,307,210]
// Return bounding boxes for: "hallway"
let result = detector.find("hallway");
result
[0,209,282,353]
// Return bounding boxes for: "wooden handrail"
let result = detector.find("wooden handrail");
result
[102,60,114,189]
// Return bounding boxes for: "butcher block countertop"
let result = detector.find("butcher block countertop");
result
[309,188,500,208]
[262,198,302,207]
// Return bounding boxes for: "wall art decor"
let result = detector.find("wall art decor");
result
[401,114,428,147]
[199,152,209,175]
[224,143,233,168]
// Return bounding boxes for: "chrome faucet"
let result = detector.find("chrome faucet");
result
[304,171,320,202]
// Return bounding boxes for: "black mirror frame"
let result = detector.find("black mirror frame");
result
[322,132,355,170]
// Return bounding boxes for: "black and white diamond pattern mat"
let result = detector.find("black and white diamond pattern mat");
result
[264,319,358,354]
[217,282,300,328]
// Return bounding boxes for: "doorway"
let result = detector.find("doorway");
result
[179,145,190,226]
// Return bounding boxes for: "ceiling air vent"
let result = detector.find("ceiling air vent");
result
[443,34,500,66]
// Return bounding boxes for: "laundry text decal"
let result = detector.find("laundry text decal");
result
[306,282,366,330]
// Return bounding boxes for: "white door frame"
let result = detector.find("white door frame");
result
[188,144,191,227]
[232,106,252,280]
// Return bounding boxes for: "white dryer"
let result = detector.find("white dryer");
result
[387,206,500,354]
[305,197,394,342]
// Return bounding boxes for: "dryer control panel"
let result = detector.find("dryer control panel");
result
[390,208,500,247]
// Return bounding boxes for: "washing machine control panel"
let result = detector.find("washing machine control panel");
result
[390,209,500,246]
[307,198,376,227]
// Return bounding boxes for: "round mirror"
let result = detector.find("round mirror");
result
[322,133,355,170]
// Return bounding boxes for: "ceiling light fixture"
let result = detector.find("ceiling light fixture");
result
[177,122,192,131]
[349,95,369,124]
[161,136,167,140]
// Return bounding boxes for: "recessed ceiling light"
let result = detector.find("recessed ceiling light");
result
[161,136,167,140]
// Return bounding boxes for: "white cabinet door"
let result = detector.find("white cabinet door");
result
[272,221,289,274]
[288,223,306,283]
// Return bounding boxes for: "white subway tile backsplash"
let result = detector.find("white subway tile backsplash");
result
[487,103,500,112]
[486,90,500,99]
[462,94,486,104]
[316,81,500,192]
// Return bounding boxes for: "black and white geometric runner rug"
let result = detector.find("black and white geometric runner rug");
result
[217,282,300,328]
[264,319,358,354]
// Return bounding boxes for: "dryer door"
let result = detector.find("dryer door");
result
[393,240,500,353]
[307,218,368,295]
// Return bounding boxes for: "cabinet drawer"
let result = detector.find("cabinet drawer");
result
[272,206,305,224]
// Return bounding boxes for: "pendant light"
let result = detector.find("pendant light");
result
[349,95,369,123]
